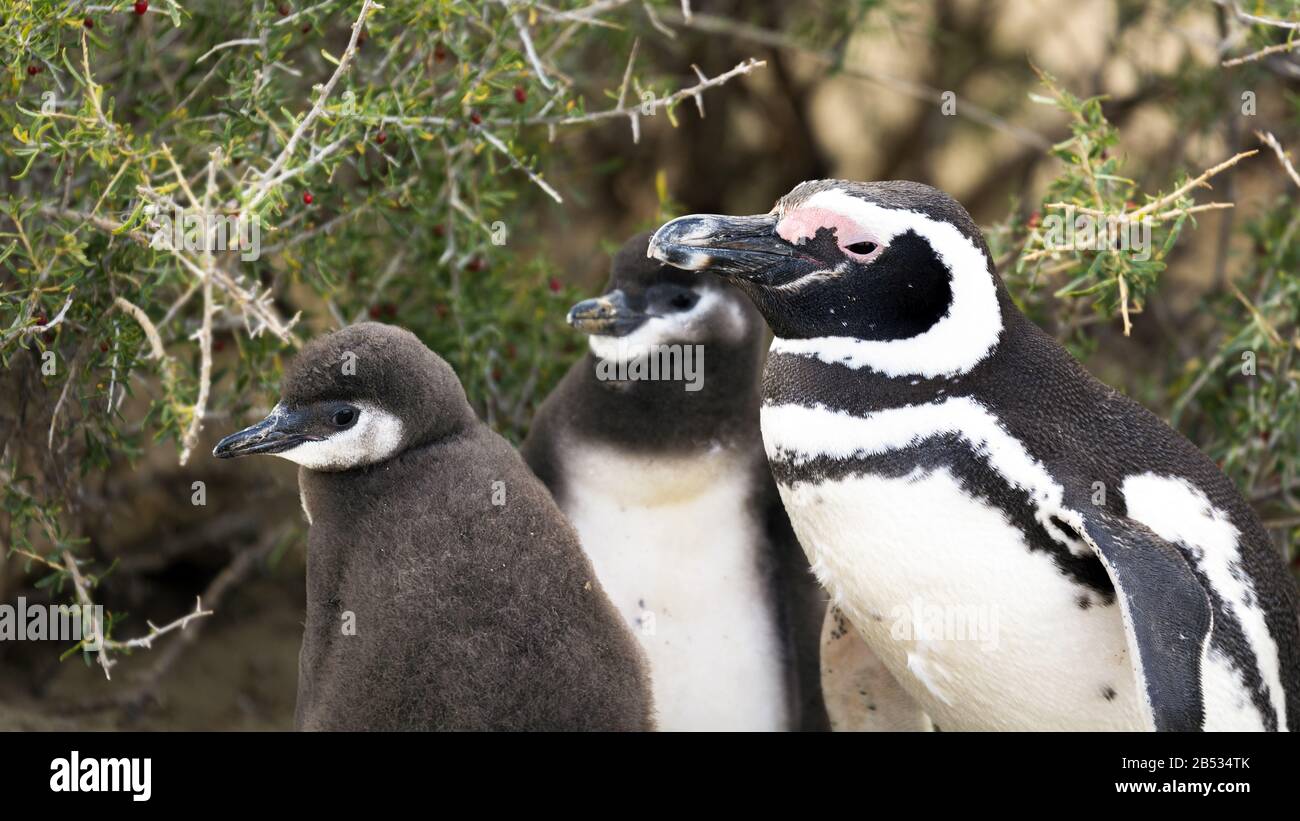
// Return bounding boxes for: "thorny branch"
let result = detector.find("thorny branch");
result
[242,0,379,219]
[1256,131,1300,192]
[7,0,770,702]
[499,57,766,129]
[62,550,212,681]
[1222,38,1300,67]
[66,527,286,711]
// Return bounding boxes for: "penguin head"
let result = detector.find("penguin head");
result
[566,232,753,362]
[648,180,1004,377]
[213,323,473,471]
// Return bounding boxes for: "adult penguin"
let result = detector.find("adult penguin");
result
[650,179,1300,731]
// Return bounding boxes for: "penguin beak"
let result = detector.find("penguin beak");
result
[213,406,323,459]
[566,289,647,337]
[648,213,807,284]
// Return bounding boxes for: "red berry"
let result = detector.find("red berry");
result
[513,86,526,104]
[376,131,387,145]
[34,311,47,326]
[26,65,38,76]
[434,44,447,63]
[548,277,562,293]
[432,223,446,238]
[279,4,290,15]
[133,1,148,15]
[83,17,94,29]
[368,305,381,319]
[434,303,448,319]
[302,192,313,205]
[466,257,484,272]
[382,302,397,318]
[469,111,482,126]
[99,342,109,353]
[301,23,311,33]
[213,338,225,353]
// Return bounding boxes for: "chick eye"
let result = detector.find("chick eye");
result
[670,292,697,310]
[845,241,879,256]
[332,407,357,427]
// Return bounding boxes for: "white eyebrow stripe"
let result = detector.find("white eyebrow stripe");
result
[771,188,1002,378]
[275,400,404,471]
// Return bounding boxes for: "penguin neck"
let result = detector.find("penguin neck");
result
[569,334,764,455]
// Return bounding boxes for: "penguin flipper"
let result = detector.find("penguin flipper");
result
[820,606,932,731]
[1074,507,1212,732]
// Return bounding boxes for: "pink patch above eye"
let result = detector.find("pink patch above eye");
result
[777,205,884,259]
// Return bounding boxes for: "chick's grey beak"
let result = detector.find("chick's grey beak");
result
[648,213,800,282]
[566,289,646,337]
[212,406,321,459]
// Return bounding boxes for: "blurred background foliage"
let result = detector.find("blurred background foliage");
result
[0,0,1296,727]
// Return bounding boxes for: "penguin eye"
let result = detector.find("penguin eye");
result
[331,407,358,427]
[669,292,698,311]
[844,241,879,257]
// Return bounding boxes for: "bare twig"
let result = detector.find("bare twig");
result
[196,38,260,64]
[541,0,631,27]
[1256,130,1300,191]
[1217,0,1300,31]
[1222,38,1300,67]
[65,528,284,711]
[1117,273,1132,336]
[244,0,378,217]
[616,38,641,142]
[272,0,340,28]
[486,57,765,129]
[0,292,75,346]
[48,340,92,450]
[108,598,213,652]
[62,551,112,679]
[1042,200,1236,223]
[1129,150,1258,219]
[507,7,556,90]
[475,126,564,203]
[112,297,168,361]
[179,150,221,466]
[43,207,298,343]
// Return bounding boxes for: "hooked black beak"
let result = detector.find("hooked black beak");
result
[212,406,322,459]
[566,289,647,337]
[647,213,810,284]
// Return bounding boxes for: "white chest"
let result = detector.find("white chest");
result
[762,402,1147,731]
[560,443,790,731]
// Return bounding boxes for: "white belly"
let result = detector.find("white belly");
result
[779,468,1147,731]
[560,443,789,731]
